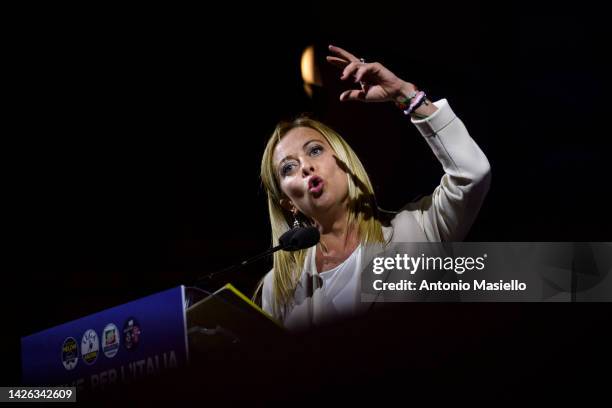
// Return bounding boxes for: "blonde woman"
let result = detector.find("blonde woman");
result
[256,45,491,331]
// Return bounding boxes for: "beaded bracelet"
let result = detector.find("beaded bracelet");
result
[395,89,429,116]
[403,91,427,116]
[394,90,417,111]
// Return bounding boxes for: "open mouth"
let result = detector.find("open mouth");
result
[308,176,324,197]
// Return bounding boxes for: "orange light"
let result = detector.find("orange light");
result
[300,45,322,97]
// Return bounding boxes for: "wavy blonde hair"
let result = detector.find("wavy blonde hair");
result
[253,116,386,319]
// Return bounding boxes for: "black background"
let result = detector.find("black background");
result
[3,2,611,403]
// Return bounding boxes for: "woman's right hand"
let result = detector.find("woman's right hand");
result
[326,44,415,103]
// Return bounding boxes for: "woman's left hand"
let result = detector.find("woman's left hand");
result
[326,44,416,103]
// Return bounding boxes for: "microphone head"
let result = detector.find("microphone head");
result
[279,227,320,251]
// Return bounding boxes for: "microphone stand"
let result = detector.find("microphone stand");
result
[193,243,285,286]
[186,242,289,309]
[189,226,319,303]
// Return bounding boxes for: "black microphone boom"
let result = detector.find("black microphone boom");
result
[279,226,320,251]
[194,227,320,285]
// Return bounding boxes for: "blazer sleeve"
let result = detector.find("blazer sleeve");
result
[397,98,491,242]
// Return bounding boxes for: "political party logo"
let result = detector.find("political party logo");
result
[122,317,141,351]
[61,337,79,370]
[102,323,120,358]
[81,329,99,365]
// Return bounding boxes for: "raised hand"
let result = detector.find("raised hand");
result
[326,44,416,103]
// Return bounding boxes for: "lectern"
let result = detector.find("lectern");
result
[21,284,285,399]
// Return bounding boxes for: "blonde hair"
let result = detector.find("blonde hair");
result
[253,116,385,319]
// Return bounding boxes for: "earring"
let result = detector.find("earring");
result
[292,211,300,229]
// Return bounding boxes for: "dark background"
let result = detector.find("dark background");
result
[4,2,610,402]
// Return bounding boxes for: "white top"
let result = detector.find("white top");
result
[314,243,363,317]
[276,243,365,331]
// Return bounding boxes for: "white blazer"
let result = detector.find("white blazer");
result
[262,99,492,331]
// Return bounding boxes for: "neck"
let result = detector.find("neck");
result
[315,210,348,237]
[313,208,358,255]
[312,195,350,235]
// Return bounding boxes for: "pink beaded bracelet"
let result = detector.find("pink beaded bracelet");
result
[402,91,427,116]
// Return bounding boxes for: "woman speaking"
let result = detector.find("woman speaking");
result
[256,45,491,331]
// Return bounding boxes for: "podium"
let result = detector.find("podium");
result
[21,284,285,399]
[186,284,284,352]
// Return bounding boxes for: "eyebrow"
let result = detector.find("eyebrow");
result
[277,139,323,168]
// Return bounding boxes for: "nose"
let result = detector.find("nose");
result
[301,158,315,177]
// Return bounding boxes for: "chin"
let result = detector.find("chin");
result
[311,194,339,211]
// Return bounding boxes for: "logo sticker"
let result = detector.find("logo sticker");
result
[123,317,141,351]
[81,329,99,365]
[61,337,79,370]
[102,323,120,358]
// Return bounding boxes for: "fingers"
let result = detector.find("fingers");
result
[341,61,378,83]
[340,89,366,102]
[326,55,349,69]
[328,44,359,63]
[328,45,374,103]
[341,61,362,81]
[354,62,379,83]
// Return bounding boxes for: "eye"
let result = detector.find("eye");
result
[280,161,296,176]
[309,145,323,156]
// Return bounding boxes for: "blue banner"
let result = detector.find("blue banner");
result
[21,286,189,393]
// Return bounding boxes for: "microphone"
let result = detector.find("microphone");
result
[193,226,320,285]
[279,226,320,251]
